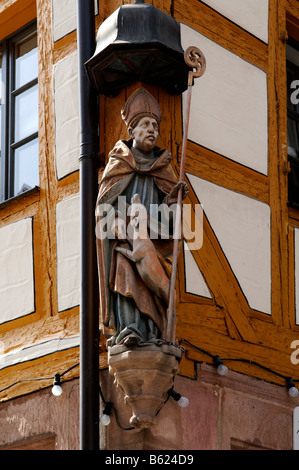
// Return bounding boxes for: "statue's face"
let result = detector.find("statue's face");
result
[130,116,159,154]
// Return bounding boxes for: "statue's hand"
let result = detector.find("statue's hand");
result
[163,181,189,205]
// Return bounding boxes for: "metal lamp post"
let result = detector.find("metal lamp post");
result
[77,0,100,451]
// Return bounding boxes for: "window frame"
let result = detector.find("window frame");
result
[0,20,38,203]
[286,37,299,207]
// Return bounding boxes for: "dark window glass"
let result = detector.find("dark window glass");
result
[0,47,2,201]
[0,22,38,202]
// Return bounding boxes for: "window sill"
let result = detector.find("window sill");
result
[0,186,40,211]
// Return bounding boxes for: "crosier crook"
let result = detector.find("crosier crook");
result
[166,46,206,343]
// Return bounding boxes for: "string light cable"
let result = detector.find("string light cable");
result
[1,337,299,432]
[0,362,80,396]
[179,338,299,397]
[99,383,134,431]
[0,359,134,431]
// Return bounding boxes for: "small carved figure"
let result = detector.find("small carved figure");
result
[115,193,170,337]
[96,87,188,347]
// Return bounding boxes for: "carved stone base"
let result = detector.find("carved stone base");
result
[108,343,182,429]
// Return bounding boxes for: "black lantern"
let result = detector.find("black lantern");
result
[85,0,191,96]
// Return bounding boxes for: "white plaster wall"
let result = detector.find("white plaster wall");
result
[184,241,211,298]
[52,0,77,42]
[52,0,99,42]
[294,228,299,325]
[56,194,80,312]
[181,24,268,175]
[0,218,35,324]
[0,336,79,370]
[54,51,79,180]
[187,174,271,315]
[201,0,269,43]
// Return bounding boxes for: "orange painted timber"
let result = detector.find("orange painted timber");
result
[2,0,299,400]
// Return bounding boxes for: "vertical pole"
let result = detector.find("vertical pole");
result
[166,83,192,343]
[166,47,206,343]
[77,0,100,450]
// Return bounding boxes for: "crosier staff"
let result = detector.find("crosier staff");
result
[166,46,206,343]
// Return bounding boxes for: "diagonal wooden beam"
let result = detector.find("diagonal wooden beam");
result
[182,185,259,343]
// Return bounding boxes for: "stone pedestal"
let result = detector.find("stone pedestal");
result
[108,344,182,429]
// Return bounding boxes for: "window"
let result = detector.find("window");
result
[0,22,38,202]
[287,38,299,206]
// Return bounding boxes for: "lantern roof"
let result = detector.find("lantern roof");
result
[85,2,190,96]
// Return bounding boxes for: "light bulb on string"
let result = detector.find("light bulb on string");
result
[100,413,111,426]
[100,402,113,426]
[177,396,189,408]
[168,388,189,408]
[287,377,299,398]
[213,355,228,376]
[51,374,62,396]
